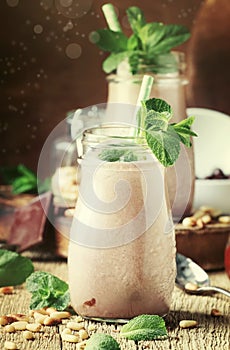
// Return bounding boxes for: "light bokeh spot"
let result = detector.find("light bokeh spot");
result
[34,24,44,34]
[65,43,82,59]
[6,0,19,7]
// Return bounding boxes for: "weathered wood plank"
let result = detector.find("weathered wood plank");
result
[0,261,229,350]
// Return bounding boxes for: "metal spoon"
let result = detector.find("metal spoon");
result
[176,253,230,298]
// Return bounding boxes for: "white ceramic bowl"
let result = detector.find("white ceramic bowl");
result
[187,107,230,179]
[186,107,230,213]
[193,178,230,214]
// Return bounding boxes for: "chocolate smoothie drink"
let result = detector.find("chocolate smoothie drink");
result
[68,143,176,319]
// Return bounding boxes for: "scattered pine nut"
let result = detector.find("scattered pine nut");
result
[4,341,17,350]
[67,321,85,331]
[193,209,205,220]
[4,324,15,333]
[45,307,57,315]
[0,316,15,326]
[211,308,222,317]
[0,286,14,294]
[0,316,9,326]
[61,333,79,343]
[33,312,47,324]
[201,214,212,224]
[200,207,221,218]
[185,282,198,291]
[34,308,48,315]
[64,208,75,217]
[79,329,89,340]
[61,328,72,335]
[218,216,230,224]
[179,320,198,329]
[49,311,71,320]
[196,218,204,229]
[26,323,42,332]
[23,330,35,340]
[11,321,28,330]
[43,316,61,326]
[10,314,29,322]
[182,217,196,227]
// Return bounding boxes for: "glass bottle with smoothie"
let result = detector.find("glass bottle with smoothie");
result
[68,90,196,320]
[92,4,195,221]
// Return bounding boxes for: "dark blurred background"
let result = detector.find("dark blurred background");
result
[0,0,230,171]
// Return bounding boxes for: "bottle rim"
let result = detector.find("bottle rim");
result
[106,51,187,82]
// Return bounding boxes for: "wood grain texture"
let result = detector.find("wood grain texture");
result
[0,261,229,350]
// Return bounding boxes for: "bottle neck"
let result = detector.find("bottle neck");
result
[77,125,153,164]
[106,51,188,121]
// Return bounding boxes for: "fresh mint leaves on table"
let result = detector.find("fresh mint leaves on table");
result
[85,333,120,350]
[26,271,70,311]
[120,314,167,341]
[0,249,34,287]
[0,164,50,195]
[92,6,190,74]
[143,98,197,167]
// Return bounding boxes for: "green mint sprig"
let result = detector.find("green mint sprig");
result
[85,333,120,350]
[0,249,34,287]
[92,6,190,74]
[120,314,168,341]
[143,98,197,167]
[0,164,51,195]
[26,271,70,311]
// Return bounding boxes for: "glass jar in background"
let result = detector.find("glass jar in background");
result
[107,52,195,221]
[51,111,78,209]
[50,111,79,258]
[68,125,176,320]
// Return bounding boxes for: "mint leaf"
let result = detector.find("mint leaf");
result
[85,333,120,350]
[99,148,138,162]
[92,29,128,53]
[172,117,197,147]
[146,52,179,74]
[0,249,34,287]
[126,6,146,35]
[144,98,172,115]
[127,34,140,51]
[142,98,196,167]
[26,271,70,311]
[18,164,37,180]
[149,24,190,55]
[139,22,165,52]
[11,176,37,194]
[146,127,181,167]
[120,314,167,341]
[103,51,130,73]
[0,164,50,194]
[93,6,190,74]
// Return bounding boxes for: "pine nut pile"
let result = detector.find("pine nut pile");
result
[0,307,96,350]
[181,206,230,229]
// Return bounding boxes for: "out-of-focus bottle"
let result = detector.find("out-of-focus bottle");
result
[107,52,195,221]
[50,111,78,257]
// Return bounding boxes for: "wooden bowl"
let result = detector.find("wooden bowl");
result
[176,222,230,270]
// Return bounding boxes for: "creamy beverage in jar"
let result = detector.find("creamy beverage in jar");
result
[68,139,176,319]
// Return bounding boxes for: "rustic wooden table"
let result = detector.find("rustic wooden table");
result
[0,259,229,350]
